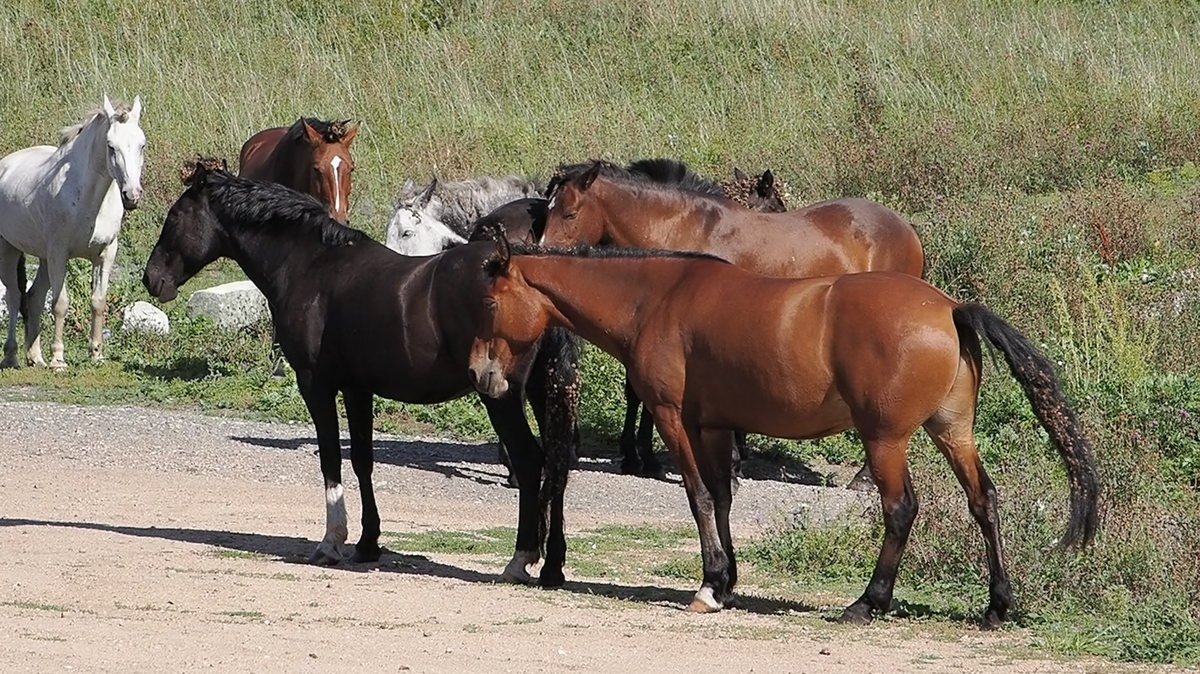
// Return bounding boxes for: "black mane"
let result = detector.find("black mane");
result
[507,241,730,263]
[285,117,353,143]
[203,170,369,246]
[546,159,725,201]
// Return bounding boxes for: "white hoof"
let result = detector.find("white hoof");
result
[687,586,724,613]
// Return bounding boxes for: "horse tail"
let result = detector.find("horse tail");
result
[16,253,28,322]
[952,303,1099,550]
[535,327,580,557]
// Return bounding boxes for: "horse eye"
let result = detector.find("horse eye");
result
[484,298,498,312]
[563,211,578,220]
[401,230,414,239]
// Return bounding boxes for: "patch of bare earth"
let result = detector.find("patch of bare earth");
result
[0,402,1160,673]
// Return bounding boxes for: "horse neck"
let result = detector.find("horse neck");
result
[219,214,323,304]
[64,116,116,210]
[517,255,678,359]
[594,180,723,250]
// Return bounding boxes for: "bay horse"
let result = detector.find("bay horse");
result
[0,96,145,369]
[238,118,357,223]
[467,241,1099,627]
[543,160,924,479]
[142,159,577,586]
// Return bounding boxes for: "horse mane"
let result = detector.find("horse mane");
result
[547,159,725,201]
[286,117,353,143]
[193,164,369,247]
[58,101,131,146]
[484,240,730,275]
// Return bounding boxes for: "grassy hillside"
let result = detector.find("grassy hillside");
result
[2,0,1199,663]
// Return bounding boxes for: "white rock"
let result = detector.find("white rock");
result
[186,281,269,329]
[121,301,170,335]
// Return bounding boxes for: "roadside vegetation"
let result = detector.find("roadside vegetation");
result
[1,0,1197,664]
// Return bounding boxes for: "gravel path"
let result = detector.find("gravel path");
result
[0,400,1154,673]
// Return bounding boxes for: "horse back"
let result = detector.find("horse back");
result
[237,127,287,181]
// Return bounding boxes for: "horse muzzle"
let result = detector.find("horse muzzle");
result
[142,270,177,303]
[467,362,509,398]
[122,190,142,211]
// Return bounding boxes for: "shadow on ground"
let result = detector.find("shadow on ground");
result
[0,517,818,617]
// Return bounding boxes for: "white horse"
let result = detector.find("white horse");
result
[0,95,146,369]
[385,174,542,256]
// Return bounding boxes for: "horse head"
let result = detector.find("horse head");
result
[102,95,146,210]
[301,119,357,224]
[143,157,229,303]
[385,176,466,255]
[541,161,610,247]
[469,238,550,399]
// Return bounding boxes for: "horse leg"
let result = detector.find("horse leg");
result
[0,244,21,368]
[87,241,117,362]
[480,390,545,585]
[925,412,1012,628]
[24,260,53,367]
[295,370,347,565]
[840,434,918,625]
[344,388,382,563]
[699,428,738,595]
[619,378,644,474]
[652,407,733,612]
[636,404,663,477]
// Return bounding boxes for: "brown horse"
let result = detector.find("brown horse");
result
[543,160,924,479]
[467,242,1099,627]
[238,118,358,223]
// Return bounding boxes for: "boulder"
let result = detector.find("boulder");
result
[186,281,269,329]
[121,300,170,335]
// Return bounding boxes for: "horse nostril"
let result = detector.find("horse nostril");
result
[467,368,479,386]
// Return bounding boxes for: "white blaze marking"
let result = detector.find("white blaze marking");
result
[330,156,344,213]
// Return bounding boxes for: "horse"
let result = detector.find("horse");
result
[0,96,146,369]
[142,158,578,587]
[237,118,357,224]
[386,174,543,256]
[542,160,925,479]
[467,240,1099,627]
[618,159,790,476]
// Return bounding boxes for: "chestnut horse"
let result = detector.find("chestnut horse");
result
[238,118,357,223]
[467,242,1099,627]
[542,160,924,478]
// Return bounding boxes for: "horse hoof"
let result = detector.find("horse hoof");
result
[686,587,724,613]
[981,608,1007,630]
[838,604,873,626]
[500,568,532,584]
[49,361,68,371]
[538,567,565,588]
[619,459,643,475]
[351,544,382,564]
[0,356,17,369]
[307,549,341,566]
[504,473,520,489]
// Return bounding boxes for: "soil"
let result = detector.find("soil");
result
[0,401,1165,673]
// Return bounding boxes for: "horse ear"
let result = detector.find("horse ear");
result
[341,123,358,145]
[302,120,323,145]
[733,167,748,181]
[103,95,116,118]
[220,157,229,172]
[129,95,143,123]
[401,178,415,192]
[579,162,601,191]
[418,177,438,207]
[756,170,775,195]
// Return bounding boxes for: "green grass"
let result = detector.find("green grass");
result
[1,0,1199,665]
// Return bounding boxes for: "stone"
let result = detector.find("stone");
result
[121,300,170,335]
[186,280,269,329]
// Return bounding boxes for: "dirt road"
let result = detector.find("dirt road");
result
[0,401,1151,673]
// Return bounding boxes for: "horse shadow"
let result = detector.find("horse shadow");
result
[229,432,833,489]
[0,517,816,617]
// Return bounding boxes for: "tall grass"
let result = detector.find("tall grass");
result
[1,0,1199,663]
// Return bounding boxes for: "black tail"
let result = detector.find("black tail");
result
[953,303,1099,549]
[16,253,28,322]
[532,327,580,555]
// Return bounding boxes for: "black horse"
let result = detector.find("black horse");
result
[142,159,575,586]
